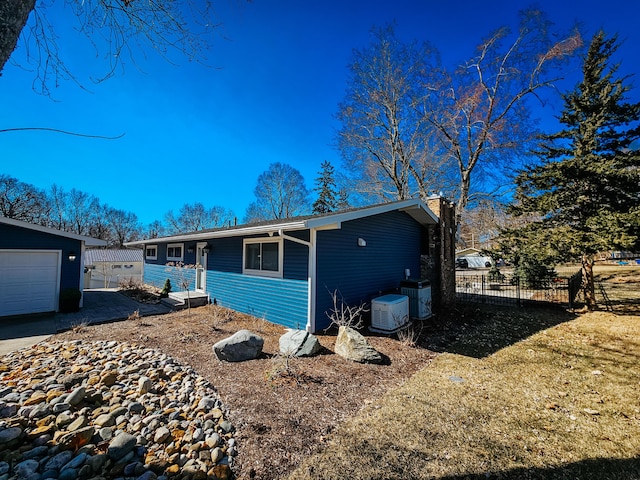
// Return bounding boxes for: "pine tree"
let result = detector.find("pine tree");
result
[503,31,640,309]
[312,161,339,214]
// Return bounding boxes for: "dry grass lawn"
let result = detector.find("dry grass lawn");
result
[55,264,639,479]
[289,298,640,478]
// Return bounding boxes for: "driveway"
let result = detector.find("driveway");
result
[0,289,171,356]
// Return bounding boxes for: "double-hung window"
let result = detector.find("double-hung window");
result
[243,238,282,277]
[145,245,158,260]
[167,243,184,262]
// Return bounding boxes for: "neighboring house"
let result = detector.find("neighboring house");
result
[0,217,107,317]
[126,198,455,332]
[455,248,493,269]
[84,249,144,289]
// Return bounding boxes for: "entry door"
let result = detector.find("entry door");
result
[195,243,208,292]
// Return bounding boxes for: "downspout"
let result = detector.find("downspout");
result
[141,244,146,286]
[79,242,86,308]
[278,229,316,332]
[308,229,317,333]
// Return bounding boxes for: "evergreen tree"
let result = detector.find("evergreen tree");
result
[312,161,339,214]
[502,31,640,309]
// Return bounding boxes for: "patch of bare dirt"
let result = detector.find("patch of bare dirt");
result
[119,283,164,304]
[54,304,438,480]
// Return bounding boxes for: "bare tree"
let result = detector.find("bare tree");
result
[144,220,167,239]
[164,202,235,234]
[1,0,224,95]
[67,188,100,235]
[426,10,582,219]
[337,13,582,221]
[458,199,510,250]
[0,174,49,223]
[47,183,69,231]
[1,0,35,75]
[88,203,113,242]
[106,207,140,247]
[244,162,310,222]
[337,25,453,203]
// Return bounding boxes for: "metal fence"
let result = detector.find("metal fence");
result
[456,271,582,309]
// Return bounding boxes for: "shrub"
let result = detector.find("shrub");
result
[487,264,505,282]
[517,259,557,288]
[59,288,82,313]
[161,278,172,298]
[326,289,369,330]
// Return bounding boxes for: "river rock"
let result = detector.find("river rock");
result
[0,340,236,479]
[108,432,137,460]
[66,386,86,406]
[0,426,22,443]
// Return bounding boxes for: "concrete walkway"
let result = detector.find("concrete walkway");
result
[0,289,171,356]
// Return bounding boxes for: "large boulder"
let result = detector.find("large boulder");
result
[279,330,322,357]
[334,326,383,364]
[213,330,264,362]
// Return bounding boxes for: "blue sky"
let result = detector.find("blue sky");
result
[1,0,639,226]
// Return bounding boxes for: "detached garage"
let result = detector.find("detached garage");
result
[0,217,107,317]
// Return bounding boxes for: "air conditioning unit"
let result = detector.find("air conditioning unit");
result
[370,294,410,334]
[400,279,432,320]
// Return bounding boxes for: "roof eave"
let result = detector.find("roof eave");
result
[125,220,309,246]
[125,199,439,246]
[0,216,108,246]
[306,198,438,228]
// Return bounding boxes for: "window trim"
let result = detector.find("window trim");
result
[242,238,283,278]
[145,245,158,260]
[166,243,184,262]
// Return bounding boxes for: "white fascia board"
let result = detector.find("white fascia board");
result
[125,220,309,247]
[398,203,439,225]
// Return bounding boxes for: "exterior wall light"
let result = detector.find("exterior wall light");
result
[357,238,367,247]
[68,251,77,262]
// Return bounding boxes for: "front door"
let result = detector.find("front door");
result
[195,243,208,292]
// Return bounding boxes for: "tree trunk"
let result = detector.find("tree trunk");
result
[581,254,597,310]
[455,168,471,226]
[0,0,36,74]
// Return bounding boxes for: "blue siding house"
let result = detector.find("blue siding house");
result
[0,217,107,317]
[127,198,444,332]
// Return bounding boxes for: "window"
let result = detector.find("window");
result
[167,243,184,262]
[243,238,282,277]
[112,264,122,269]
[146,245,157,260]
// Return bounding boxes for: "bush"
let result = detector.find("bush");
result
[487,264,505,282]
[59,288,82,313]
[161,278,172,298]
[515,259,557,288]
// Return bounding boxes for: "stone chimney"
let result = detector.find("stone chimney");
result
[425,196,456,307]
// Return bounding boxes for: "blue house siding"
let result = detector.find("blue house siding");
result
[207,270,308,330]
[314,211,425,331]
[283,236,309,281]
[143,263,196,290]
[0,223,83,293]
[135,202,436,333]
[209,237,242,273]
[144,237,309,330]
[148,235,309,278]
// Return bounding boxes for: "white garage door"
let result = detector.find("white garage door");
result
[0,250,61,316]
